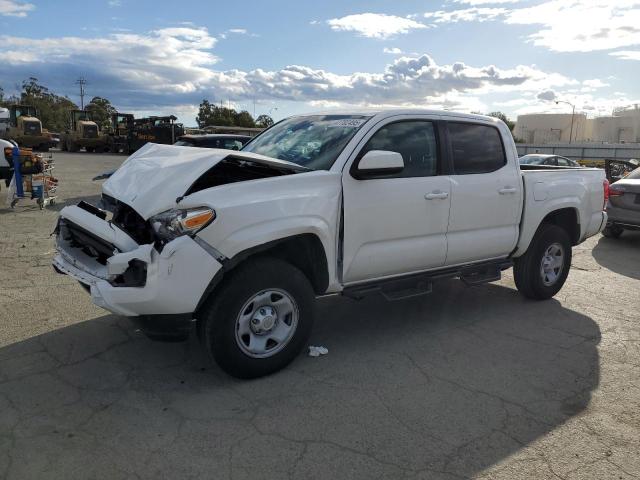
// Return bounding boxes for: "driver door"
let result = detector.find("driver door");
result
[342,117,451,284]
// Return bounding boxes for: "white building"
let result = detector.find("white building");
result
[586,105,640,144]
[514,113,588,144]
[514,105,640,144]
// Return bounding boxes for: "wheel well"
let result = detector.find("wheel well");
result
[541,208,580,245]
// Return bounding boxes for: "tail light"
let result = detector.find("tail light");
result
[603,179,609,211]
[608,185,625,197]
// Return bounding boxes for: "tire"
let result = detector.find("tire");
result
[61,140,68,152]
[39,145,49,152]
[199,257,315,379]
[513,223,572,300]
[602,225,623,238]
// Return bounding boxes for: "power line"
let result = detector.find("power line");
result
[75,77,87,110]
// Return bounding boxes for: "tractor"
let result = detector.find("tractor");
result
[60,110,108,153]
[0,105,56,151]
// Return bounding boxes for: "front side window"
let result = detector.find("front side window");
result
[357,121,438,178]
[449,122,506,174]
[242,115,370,170]
[556,157,571,166]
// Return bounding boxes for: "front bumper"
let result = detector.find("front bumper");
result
[53,205,222,319]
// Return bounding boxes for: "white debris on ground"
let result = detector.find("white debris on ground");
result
[308,346,329,357]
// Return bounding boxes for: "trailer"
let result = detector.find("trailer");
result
[130,115,185,151]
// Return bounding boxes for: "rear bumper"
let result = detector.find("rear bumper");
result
[53,205,222,319]
[606,203,640,228]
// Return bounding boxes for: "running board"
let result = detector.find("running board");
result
[343,259,512,300]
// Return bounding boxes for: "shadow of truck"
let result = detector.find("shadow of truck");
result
[0,281,600,479]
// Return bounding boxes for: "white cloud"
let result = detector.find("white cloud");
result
[107,0,121,6]
[383,47,403,54]
[327,13,427,39]
[583,78,609,89]
[452,0,519,4]
[0,27,219,93]
[424,7,507,23]
[505,0,640,53]
[0,27,578,114]
[610,50,640,60]
[0,0,34,17]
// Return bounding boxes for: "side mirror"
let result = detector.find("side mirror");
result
[354,150,404,179]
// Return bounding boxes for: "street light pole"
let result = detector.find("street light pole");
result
[555,100,576,144]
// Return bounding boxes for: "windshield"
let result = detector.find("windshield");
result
[519,155,549,165]
[626,166,640,179]
[241,115,371,170]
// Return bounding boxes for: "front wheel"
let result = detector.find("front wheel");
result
[514,223,572,300]
[199,257,315,378]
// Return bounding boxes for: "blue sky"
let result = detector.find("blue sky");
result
[1,0,639,126]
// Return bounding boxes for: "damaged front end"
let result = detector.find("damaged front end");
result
[53,201,151,288]
[52,199,222,321]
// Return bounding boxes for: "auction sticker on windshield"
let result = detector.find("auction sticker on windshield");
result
[328,119,367,128]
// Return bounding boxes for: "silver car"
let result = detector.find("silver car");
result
[603,166,640,238]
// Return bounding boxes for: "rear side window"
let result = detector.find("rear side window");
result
[449,122,506,174]
[358,121,439,178]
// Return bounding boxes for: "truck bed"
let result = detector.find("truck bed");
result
[515,166,606,256]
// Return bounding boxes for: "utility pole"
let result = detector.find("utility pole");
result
[75,77,87,110]
[555,99,576,143]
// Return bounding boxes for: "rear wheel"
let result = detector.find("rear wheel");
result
[602,225,623,238]
[199,257,315,378]
[514,223,572,300]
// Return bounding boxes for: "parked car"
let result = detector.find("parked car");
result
[53,110,608,378]
[602,166,640,238]
[174,134,251,150]
[519,154,581,167]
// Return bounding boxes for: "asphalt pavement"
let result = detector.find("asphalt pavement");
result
[0,151,638,479]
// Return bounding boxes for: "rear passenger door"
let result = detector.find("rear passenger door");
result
[444,121,522,265]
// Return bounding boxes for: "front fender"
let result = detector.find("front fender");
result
[212,216,338,290]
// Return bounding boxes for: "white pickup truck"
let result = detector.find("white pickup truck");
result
[53,110,608,378]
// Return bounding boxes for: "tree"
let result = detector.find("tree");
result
[16,77,78,132]
[86,96,116,130]
[487,111,515,132]
[234,110,255,128]
[196,99,257,128]
[255,114,274,128]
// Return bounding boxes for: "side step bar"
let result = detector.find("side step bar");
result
[343,259,513,301]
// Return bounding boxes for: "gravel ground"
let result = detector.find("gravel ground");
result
[0,151,638,480]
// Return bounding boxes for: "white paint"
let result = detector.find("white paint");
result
[357,150,404,171]
[53,109,607,319]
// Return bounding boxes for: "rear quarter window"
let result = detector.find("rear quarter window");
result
[449,122,507,175]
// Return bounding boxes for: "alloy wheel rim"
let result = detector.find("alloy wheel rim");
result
[235,289,299,358]
[540,242,565,286]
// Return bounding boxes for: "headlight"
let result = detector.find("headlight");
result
[150,207,215,242]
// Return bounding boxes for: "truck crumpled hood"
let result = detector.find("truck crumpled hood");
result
[102,143,307,219]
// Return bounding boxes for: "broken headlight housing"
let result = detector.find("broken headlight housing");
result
[149,207,215,242]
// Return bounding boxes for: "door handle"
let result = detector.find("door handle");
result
[425,191,449,200]
[498,187,517,195]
